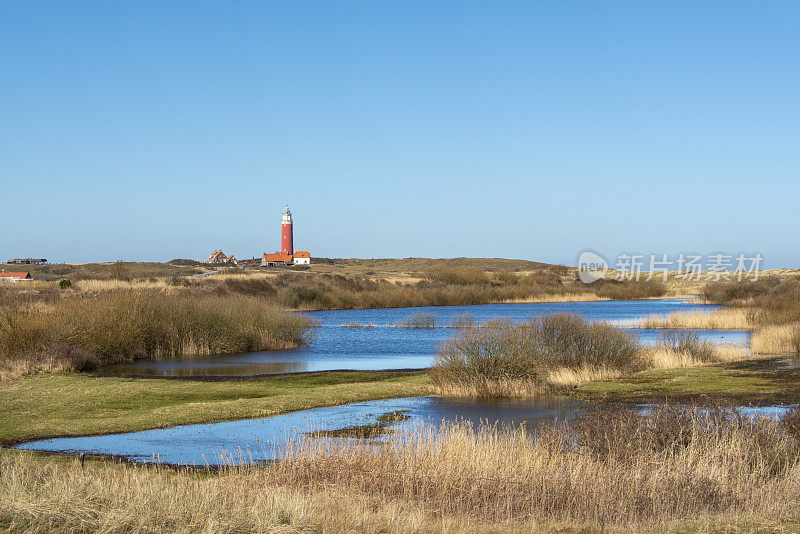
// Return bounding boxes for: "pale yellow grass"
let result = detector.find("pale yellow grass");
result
[430,378,547,398]
[502,293,609,304]
[431,366,623,397]
[208,271,277,282]
[74,278,173,292]
[383,275,424,285]
[433,342,753,398]
[631,308,751,330]
[0,279,52,289]
[0,357,77,380]
[646,344,750,370]
[0,452,600,534]
[751,323,800,355]
[545,365,623,386]
[275,415,800,528]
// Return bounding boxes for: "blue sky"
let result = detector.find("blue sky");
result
[2,1,798,267]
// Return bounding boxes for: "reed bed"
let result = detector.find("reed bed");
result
[654,330,717,362]
[646,344,750,369]
[395,312,437,329]
[0,291,317,378]
[633,308,752,330]
[447,313,476,329]
[5,405,799,532]
[750,323,800,355]
[501,292,608,303]
[73,278,173,292]
[273,404,800,528]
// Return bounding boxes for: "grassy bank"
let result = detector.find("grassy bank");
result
[575,357,800,404]
[5,404,800,533]
[0,291,316,378]
[0,371,429,446]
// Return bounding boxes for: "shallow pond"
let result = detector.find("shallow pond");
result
[16,396,793,466]
[15,396,586,465]
[98,299,749,377]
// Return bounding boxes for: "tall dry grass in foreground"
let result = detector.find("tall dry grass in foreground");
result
[273,404,800,529]
[0,291,316,378]
[5,405,800,532]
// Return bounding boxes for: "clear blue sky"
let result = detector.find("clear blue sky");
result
[2,1,798,267]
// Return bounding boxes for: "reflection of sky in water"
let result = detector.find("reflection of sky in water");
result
[16,396,794,466]
[15,396,586,465]
[98,299,749,377]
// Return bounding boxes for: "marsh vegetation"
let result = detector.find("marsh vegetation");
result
[0,291,316,378]
[430,314,641,397]
[430,313,751,397]
[5,404,800,532]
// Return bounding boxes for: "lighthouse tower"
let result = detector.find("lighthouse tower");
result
[281,206,294,256]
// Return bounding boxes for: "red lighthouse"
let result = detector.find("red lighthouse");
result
[281,205,293,255]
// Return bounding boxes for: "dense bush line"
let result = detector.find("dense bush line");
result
[0,291,316,377]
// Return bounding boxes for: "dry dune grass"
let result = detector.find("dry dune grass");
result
[5,405,800,533]
[74,278,173,292]
[646,344,750,370]
[502,293,608,303]
[209,271,277,282]
[430,378,548,398]
[630,304,800,357]
[545,365,624,386]
[272,406,800,529]
[632,308,752,330]
[433,366,626,397]
[751,323,800,355]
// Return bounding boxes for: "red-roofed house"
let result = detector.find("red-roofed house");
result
[292,251,311,265]
[0,272,31,281]
[208,250,229,264]
[261,253,294,266]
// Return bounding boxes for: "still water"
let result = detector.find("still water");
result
[15,396,585,465]
[98,299,749,377]
[15,396,792,466]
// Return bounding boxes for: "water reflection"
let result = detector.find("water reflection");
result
[97,300,749,377]
[15,396,586,465]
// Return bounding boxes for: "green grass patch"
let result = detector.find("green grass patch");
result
[0,370,429,446]
[575,358,800,404]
